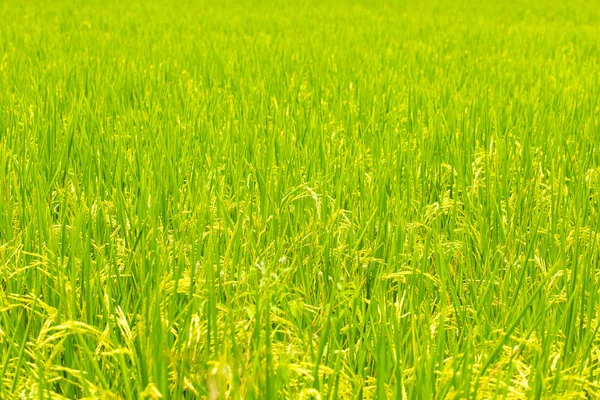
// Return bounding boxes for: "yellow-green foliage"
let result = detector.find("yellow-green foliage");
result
[1,0,600,398]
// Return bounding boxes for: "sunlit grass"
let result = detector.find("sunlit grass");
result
[1,0,600,398]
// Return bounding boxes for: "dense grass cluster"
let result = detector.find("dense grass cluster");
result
[1,0,600,398]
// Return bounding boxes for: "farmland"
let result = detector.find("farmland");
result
[1,0,600,398]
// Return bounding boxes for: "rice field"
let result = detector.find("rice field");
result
[1,0,600,398]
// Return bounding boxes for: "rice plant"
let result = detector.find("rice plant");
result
[1,0,600,398]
